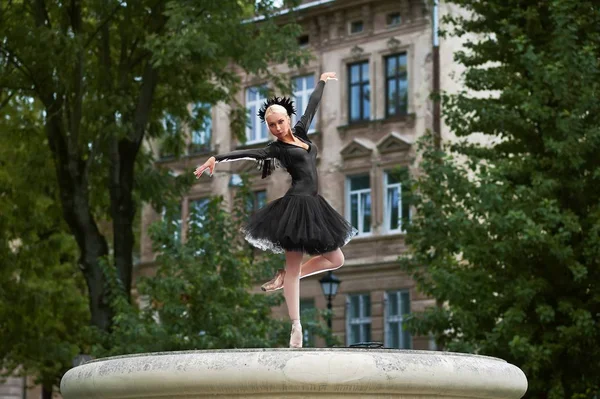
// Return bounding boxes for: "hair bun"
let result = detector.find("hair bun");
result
[258,97,296,123]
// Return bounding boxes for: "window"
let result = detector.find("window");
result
[190,103,212,154]
[384,290,411,349]
[246,190,267,213]
[350,20,364,34]
[346,294,371,345]
[162,203,182,242]
[188,198,209,230]
[348,61,370,123]
[246,85,268,143]
[300,298,316,347]
[384,171,410,233]
[298,35,309,47]
[292,75,316,132]
[385,53,408,117]
[346,175,371,236]
[159,113,180,159]
[387,12,401,26]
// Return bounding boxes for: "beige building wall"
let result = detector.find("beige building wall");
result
[0,375,47,399]
[136,0,440,350]
[438,1,497,146]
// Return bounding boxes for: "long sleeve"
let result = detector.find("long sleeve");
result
[214,143,279,179]
[214,145,275,164]
[293,80,325,141]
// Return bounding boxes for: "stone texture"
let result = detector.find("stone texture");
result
[60,348,527,398]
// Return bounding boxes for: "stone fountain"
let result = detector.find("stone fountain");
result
[60,348,527,398]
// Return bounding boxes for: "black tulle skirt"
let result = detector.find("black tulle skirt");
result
[242,194,358,255]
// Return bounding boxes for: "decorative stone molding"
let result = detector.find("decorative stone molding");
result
[401,0,412,23]
[60,349,528,399]
[340,138,375,159]
[317,15,328,44]
[337,114,417,140]
[361,4,373,34]
[334,11,345,40]
[387,36,402,52]
[377,132,412,154]
[350,44,365,60]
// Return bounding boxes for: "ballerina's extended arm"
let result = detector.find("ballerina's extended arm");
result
[293,72,337,141]
[194,144,278,179]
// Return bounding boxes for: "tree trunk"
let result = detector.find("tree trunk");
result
[42,385,53,399]
[111,61,159,299]
[110,140,137,300]
[44,104,113,332]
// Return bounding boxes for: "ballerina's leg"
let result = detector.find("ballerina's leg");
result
[284,250,304,347]
[300,248,345,279]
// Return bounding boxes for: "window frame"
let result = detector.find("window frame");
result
[189,103,212,154]
[347,61,371,124]
[188,197,210,230]
[246,189,267,213]
[384,53,408,118]
[383,170,410,234]
[349,20,364,35]
[291,74,317,133]
[346,293,372,346]
[245,85,268,144]
[386,12,401,27]
[346,174,372,237]
[383,290,412,349]
[300,298,316,347]
[161,202,183,243]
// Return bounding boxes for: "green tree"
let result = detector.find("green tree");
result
[0,96,90,399]
[0,0,308,332]
[94,175,336,355]
[401,1,600,398]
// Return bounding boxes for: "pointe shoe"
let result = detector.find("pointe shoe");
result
[289,324,303,348]
[261,269,285,292]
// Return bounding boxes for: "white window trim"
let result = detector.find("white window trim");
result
[246,86,268,144]
[292,74,317,133]
[384,290,412,349]
[161,205,182,242]
[190,103,212,149]
[188,198,209,229]
[346,176,373,237]
[384,171,407,234]
[345,294,372,346]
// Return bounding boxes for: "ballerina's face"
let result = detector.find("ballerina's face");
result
[266,111,292,140]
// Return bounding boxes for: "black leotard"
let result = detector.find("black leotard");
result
[214,80,325,197]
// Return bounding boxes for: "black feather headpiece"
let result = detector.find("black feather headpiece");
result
[257,97,296,123]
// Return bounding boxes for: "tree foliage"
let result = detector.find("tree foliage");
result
[94,175,336,355]
[0,0,309,332]
[0,96,90,396]
[402,1,600,397]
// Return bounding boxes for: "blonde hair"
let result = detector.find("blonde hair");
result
[264,104,290,121]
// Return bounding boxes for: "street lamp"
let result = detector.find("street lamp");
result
[319,271,341,330]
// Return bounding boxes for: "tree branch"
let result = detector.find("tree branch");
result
[34,0,52,28]
[84,1,124,49]
[0,91,16,112]
[0,46,39,89]
[68,0,83,158]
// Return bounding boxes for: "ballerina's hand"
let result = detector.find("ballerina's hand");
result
[194,157,216,179]
[320,72,337,82]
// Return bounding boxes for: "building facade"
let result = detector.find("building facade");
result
[137,0,439,349]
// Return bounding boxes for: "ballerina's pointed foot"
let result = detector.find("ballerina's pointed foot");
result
[289,324,303,348]
[261,269,286,292]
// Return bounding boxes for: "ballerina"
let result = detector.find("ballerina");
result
[194,72,357,348]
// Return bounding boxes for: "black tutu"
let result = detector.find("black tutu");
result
[242,194,358,255]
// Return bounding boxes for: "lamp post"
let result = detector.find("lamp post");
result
[319,271,341,331]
